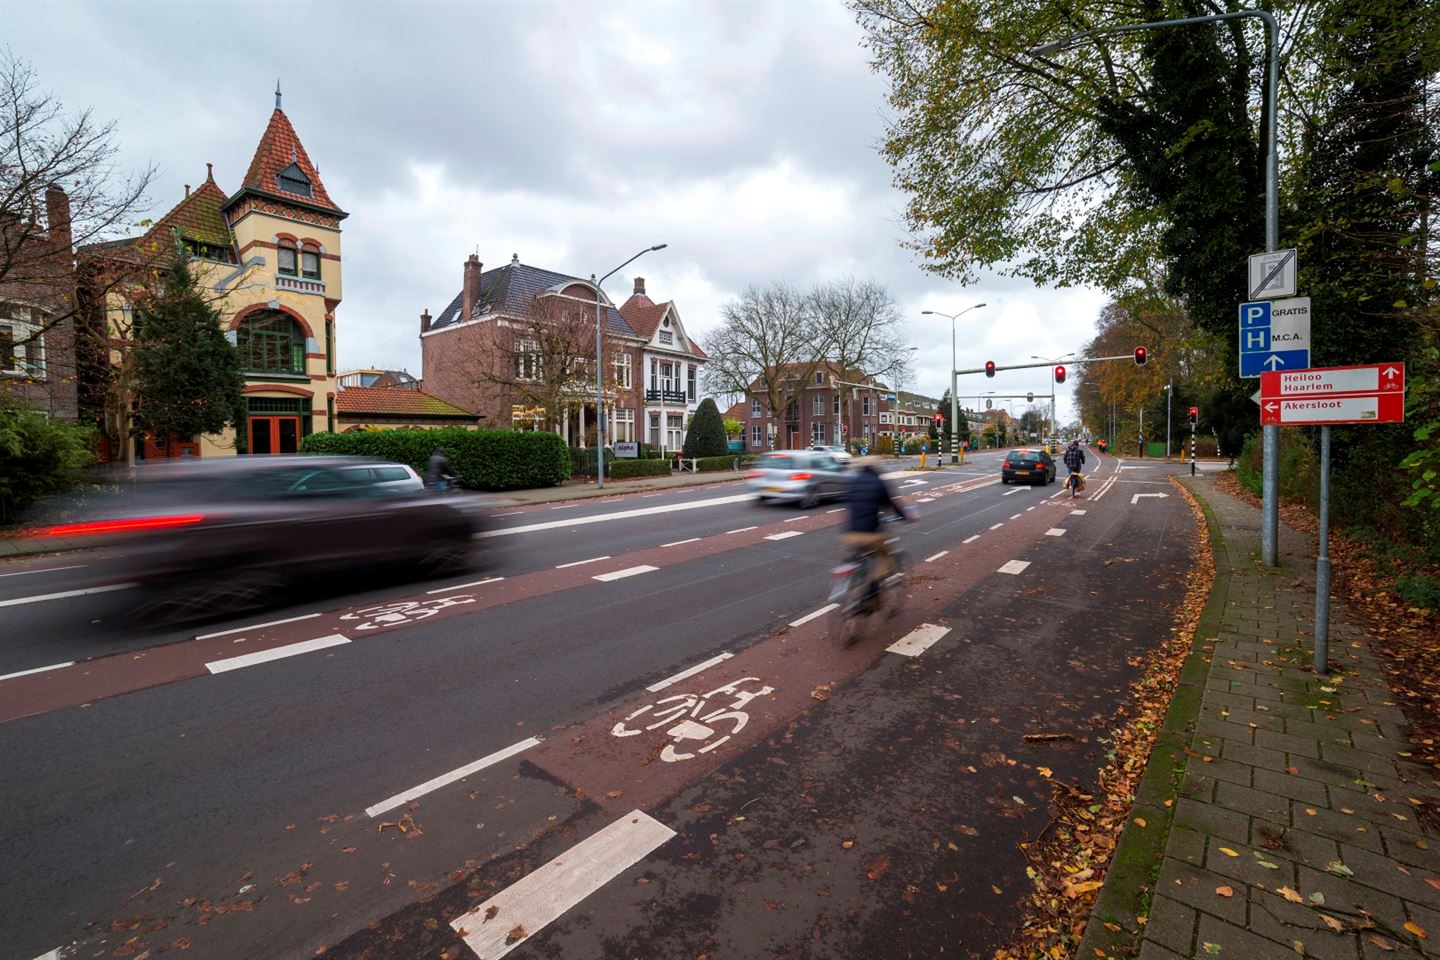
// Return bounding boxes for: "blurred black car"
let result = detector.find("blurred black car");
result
[1000,448,1056,485]
[23,456,487,620]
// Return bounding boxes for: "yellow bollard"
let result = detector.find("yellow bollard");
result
[919,451,927,471]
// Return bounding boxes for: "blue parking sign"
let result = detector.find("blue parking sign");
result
[1239,299,1311,378]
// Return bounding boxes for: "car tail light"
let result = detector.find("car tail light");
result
[23,514,206,538]
[790,472,812,481]
[1002,461,1013,469]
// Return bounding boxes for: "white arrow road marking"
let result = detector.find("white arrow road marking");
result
[1131,493,1170,505]
[365,736,542,818]
[886,623,950,657]
[451,810,675,959]
[593,565,659,582]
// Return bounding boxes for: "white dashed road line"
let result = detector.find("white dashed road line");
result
[924,551,948,563]
[886,623,950,657]
[1003,488,1026,496]
[556,555,611,569]
[661,538,701,547]
[726,526,757,535]
[826,507,845,514]
[365,737,542,819]
[789,604,837,628]
[195,612,322,640]
[1045,528,1067,537]
[0,582,136,608]
[647,652,735,692]
[205,634,350,675]
[450,810,676,959]
[479,493,754,538]
[427,577,505,595]
[0,564,86,578]
[0,661,75,683]
[963,535,980,544]
[997,560,1031,575]
[989,523,1004,531]
[1009,513,1021,520]
[592,565,659,582]
[764,531,804,541]
[916,497,935,503]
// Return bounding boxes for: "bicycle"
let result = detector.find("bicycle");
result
[829,517,911,647]
[1065,470,1084,498]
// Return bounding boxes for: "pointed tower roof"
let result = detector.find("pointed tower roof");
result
[224,106,346,219]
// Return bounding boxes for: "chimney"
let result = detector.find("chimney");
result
[462,254,483,320]
[184,184,191,198]
[44,183,71,251]
[633,277,646,297]
[420,308,432,335]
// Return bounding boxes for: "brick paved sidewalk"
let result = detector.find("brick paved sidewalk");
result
[1132,474,1440,958]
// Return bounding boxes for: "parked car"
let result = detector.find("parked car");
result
[748,450,851,507]
[23,456,487,621]
[1001,448,1056,485]
[809,443,853,465]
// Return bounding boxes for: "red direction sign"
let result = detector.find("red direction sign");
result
[1259,362,1406,426]
[1260,362,1405,398]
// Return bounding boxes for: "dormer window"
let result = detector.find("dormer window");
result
[659,330,674,346]
[276,162,313,197]
[277,240,298,276]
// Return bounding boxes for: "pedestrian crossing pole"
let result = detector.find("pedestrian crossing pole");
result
[1188,406,1198,476]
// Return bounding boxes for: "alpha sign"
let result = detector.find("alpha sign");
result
[1239,297,1311,378]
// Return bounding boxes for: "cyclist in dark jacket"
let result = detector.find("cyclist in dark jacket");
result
[425,446,453,491]
[844,464,908,578]
[1063,440,1086,487]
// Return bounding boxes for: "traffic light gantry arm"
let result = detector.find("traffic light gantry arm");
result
[955,353,1148,376]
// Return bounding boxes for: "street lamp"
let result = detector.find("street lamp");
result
[1030,8,1282,564]
[593,243,666,489]
[1030,352,1075,440]
[1162,383,1173,458]
[922,303,986,462]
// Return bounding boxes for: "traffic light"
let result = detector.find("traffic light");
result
[934,412,943,427]
[1134,346,1148,366]
[1026,392,1034,403]
[1054,365,1066,384]
[1188,406,1198,426]
[985,360,996,379]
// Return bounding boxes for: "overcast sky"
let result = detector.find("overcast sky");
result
[9,0,1108,425]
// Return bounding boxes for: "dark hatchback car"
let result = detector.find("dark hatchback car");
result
[24,456,488,621]
[1000,448,1057,485]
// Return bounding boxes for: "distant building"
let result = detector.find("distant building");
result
[734,362,890,452]
[335,386,479,432]
[1,185,79,419]
[78,88,346,459]
[337,368,418,390]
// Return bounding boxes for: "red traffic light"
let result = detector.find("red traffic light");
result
[934,412,943,426]
[1054,365,1066,384]
[984,360,996,379]
[1188,406,1198,424]
[1135,346,1148,366]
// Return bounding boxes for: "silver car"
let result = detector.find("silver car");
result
[747,450,851,508]
[809,443,854,465]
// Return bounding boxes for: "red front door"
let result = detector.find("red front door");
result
[248,416,301,454]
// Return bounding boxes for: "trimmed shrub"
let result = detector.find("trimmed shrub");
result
[872,435,895,455]
[695,454,740,472]
[0,397,98,525]
[609,458,671,479]
[683,398,729,458]
[299,428,569,490]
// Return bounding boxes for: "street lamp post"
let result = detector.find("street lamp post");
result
[1163,383,1173,459]
[1031,7,1280,564]
[593,244,666,489]
[922,303,986,463]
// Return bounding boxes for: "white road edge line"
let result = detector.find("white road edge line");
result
[0,564,86,578]
[427,577,505,595]
[661,538,701,547]
[1045,528,1067,537]
[788,603,837,628]
[0,661,76,683]
[205,634,349,675]
[886,622,951,658]
[1010,513,1022,520]
[195,612,322,640]
[365,736,543,819]
[764,531,804,541]
[0,582,135,608]
[556,555,611,569]
[592,565,659,582]
[924,551,948,563]
[826,507,845,514]
[997,560,1031,575]
[963,535,980,544]
[989,523,1004,531]
[725,526,757,534]
[450,809,675,959]
[479,493,754,538]
[647,652,735,692]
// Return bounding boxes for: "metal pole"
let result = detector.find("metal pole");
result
[950,316,959,464]
[1138,406,1144,457]
[1190,422,1197,476]
[1166,383,1172,459]
[1314,425,1331,674]
[594,280,605,490]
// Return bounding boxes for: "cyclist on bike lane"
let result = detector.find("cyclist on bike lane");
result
[843,463,910,579]
[1063,439,1086,490]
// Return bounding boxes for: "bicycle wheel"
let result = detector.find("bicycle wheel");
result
[882,550,911,619]
[839,559,871,647]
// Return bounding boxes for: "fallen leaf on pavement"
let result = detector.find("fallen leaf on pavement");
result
[1064,880,1103,898]
[1134,817,1147,828]
[866,854,891,881]
[505,925,527,945]
[1368,934,1396,952]
[1037,766,1053,778]
[1405,921,1427,939]
[1320,915,1344,932]
[484,906,498,922]
[1277,887,1302,903]
[1218,847,1239,857]
[1215,886,1234,898]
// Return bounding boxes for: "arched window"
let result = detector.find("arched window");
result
[236,311,306,374]
[277,240,298,277]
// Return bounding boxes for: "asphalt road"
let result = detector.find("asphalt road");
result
[0,450,1206,960]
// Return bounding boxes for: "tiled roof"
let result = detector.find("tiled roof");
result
[723,401,747,421]
[430,259,637,338]
[336,387,476,419]
[154,179,232,247]
[231,109,344,215]
[618,293,707,359]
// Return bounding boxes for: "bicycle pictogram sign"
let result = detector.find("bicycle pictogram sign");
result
[611,676,776,762]
[340,595,476,631]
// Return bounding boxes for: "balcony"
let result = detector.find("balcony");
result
[275,275,326,296]
[644,388,688,404]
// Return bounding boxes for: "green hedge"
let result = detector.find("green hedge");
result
[300,428,569,490]
[609,458,671,479]
[694,454,740,472]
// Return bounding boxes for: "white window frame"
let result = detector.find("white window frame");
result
[687,364,696,401]
[811,421,825,445]
[0,303,46,378]
[862,395,873,416]
[812,394,825,415]
[751,398,762,417]
[750,424,762,447]
[613,352,632,389]
[658,330,674,346]
[516,339,541,381]
[666,413,684,451]
[612,408,635,442]
[833,395,840,416]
